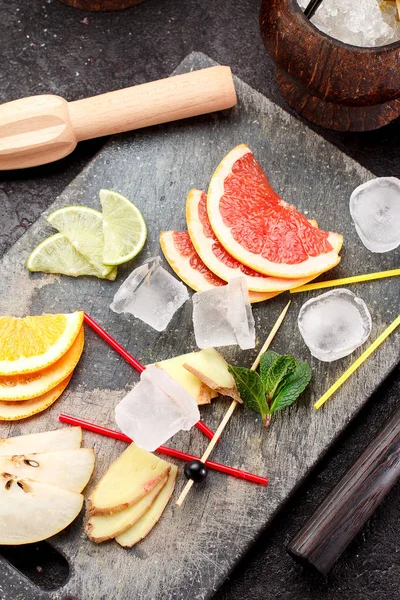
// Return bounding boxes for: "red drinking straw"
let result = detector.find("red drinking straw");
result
[59,413,268,486]
[83,313,217,441]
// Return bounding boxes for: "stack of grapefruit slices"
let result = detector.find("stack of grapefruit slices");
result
[0,312,84,420]
[161,145,343,301]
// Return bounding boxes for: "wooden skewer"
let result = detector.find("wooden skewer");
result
[58,414,268,485]
[396,0,400,19]
[176,301,291,507]
[250,301,291,370]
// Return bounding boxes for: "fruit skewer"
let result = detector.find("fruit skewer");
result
[83,313,216,441]
[58,414,268,485]
[176,300,291,507]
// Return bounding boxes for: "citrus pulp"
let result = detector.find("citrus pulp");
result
[0,374,73,421]
[47,206,114,278]
[0,326,84,401]
[160,231,278,303]
[207,145,343,278]
[27,233,117,280]
[100,190,147,265]
[0,312,84,376]
[186,189,332,292]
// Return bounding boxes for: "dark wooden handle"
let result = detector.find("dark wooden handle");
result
[287,404,400,575]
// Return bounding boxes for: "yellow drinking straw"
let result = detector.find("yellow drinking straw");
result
[314,314,400,410]
[290,268,400,294]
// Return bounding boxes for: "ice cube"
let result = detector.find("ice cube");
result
[115,365,200,451]
[110,256,189,331]
[350,178,400,253]
[298,289,372,362]
[227,278,256,349]
[297,0,400,47]
[192,277,255,350]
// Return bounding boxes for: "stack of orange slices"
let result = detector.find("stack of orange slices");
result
[161,144,343,301]
[0,312,84,420]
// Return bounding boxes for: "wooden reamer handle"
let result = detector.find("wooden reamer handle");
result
[287,404,400,575]
[0,66,236,170]
[69,66,236,141]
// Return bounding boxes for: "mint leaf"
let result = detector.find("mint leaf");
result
[228,365,268,423]
[228,352,312,429]
[259,350,280,382]
[269,361,312,414]
[262,355,297,401]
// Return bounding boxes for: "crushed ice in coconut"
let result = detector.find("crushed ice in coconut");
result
[115,365,200,451]
[110,256,189,331]
[297,0,400,47]
[192,277,255,350]
[298,289,372,362]
[350,177,400,252]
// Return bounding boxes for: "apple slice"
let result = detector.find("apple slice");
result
[0,427,82,456]
[0,474,83,545]
[86,475,167,543]
[183,348,241,402]
[151,352,218,405]
[0,448,95,493]
[87,443,171,516]
[116,464,178,548]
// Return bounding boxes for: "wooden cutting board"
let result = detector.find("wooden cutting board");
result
[0,53,399,600]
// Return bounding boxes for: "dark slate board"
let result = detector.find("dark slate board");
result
[0,53,399,600]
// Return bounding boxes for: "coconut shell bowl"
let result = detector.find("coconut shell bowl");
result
[259,0,400,131]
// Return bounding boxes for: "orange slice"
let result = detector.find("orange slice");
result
[0,311,84,376]
[0,327,84,401]
[0,374,72,421]
[160,230,278,304]
[186,189,334,292]
[207,144,343,279]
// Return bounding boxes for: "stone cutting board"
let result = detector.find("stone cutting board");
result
[0,53,399,600]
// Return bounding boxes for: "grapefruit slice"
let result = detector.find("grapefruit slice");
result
[0,327,84,402]
[160,231,278,304]
[207,145,343,279]
[0,312,84,376]
[186,189,333,292]
[0,375,72,421]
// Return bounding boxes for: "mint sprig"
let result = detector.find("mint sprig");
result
[228,351,311,427]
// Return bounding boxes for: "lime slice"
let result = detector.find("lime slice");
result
[26,233,117,280]
[100,190,147,266]
[47,206,113,278]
